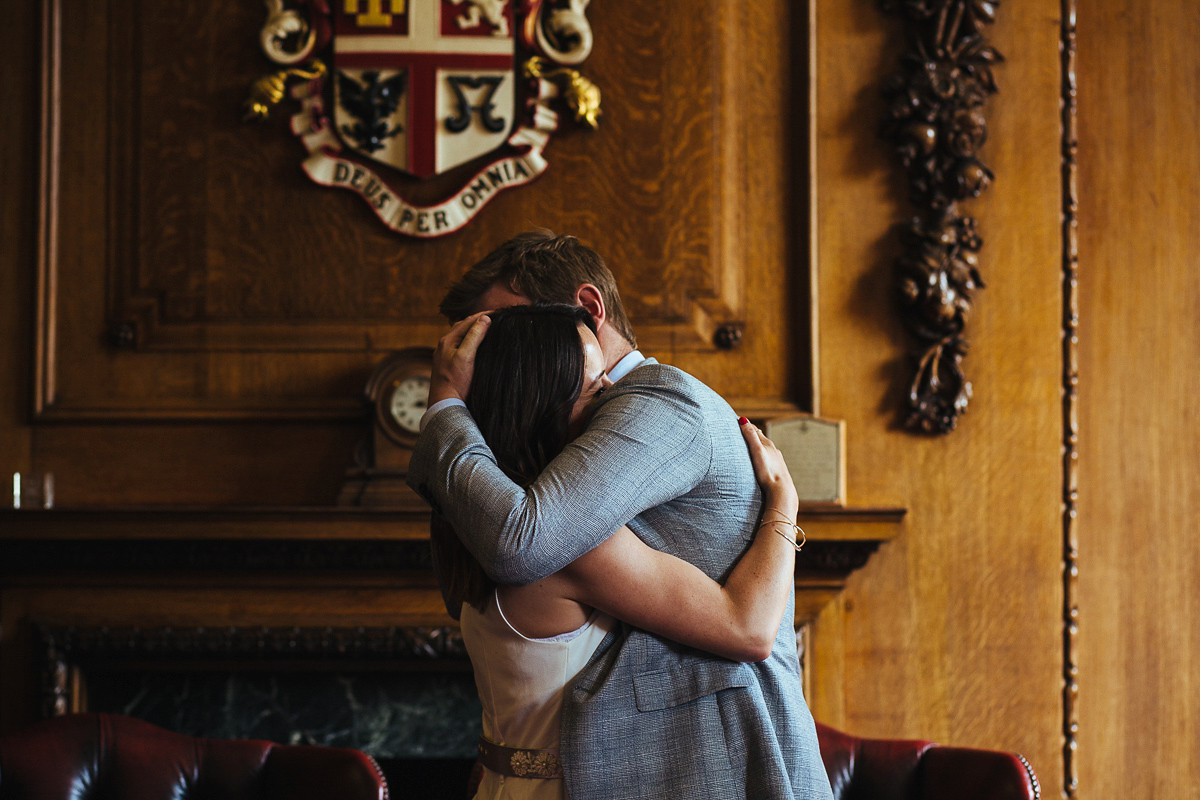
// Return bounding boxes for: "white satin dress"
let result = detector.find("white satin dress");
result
[460,590,615,800]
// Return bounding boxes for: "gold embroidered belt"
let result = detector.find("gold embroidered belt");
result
[477,736,563,779]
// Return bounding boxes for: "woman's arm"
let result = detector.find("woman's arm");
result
[559,419,801,662]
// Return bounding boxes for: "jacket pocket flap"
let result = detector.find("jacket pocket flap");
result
[632,661,754,712]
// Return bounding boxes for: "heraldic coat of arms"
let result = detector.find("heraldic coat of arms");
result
[245,0,600,237]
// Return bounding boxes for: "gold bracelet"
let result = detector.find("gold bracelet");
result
[756,518,806,551]
[758,513,796,532]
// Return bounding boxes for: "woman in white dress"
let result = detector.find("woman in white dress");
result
[431,305,802,800]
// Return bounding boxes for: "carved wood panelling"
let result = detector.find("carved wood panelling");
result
[1059,2,1079,796]
[35,0,813,422]
[37,623,469,718]
[0,533,890,576]
[878,0,1003,434]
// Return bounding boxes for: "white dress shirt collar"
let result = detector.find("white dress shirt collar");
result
[607,349,648,384]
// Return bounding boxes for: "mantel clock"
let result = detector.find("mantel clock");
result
[339,347,434,507]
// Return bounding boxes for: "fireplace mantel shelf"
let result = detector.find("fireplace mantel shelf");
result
[0,506,905,582]
[0,505,904,538]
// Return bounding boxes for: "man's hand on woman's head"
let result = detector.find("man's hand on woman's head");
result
[430,311,491,405]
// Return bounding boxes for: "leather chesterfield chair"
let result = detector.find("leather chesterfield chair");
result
[0,713,387,800]
[0,712,1041,800]
[377,721,1045,799]
[817,722,1041,800]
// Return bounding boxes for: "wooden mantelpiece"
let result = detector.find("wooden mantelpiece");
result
[0,506,903,623]
[0,506,903,566]
[0,505,902,731]
[0,507,436,542]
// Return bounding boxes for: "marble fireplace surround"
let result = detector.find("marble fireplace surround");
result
[32,622,493,794]
[36,623,484,761]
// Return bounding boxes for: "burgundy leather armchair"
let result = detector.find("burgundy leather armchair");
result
[0,713,1040,800]
[0,713,386,800]
[817,722,1041,800]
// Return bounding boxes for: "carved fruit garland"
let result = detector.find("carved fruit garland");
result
[879,0,1003,434]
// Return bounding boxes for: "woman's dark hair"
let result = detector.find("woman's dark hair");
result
[468,304,596,485]
[430,303,597,609]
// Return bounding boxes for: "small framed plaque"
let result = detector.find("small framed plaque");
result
[764,415,846,506]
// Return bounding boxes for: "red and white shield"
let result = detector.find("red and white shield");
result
[262,0,597,236]
[333,0,516,179]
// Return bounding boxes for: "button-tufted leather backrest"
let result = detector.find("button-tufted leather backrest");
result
[819,721,936,800]
[816,722,1040,800]
[0,714,1040,800]
[0,714,387,800]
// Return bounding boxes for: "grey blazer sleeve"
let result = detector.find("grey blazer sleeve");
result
[406,365,712,585]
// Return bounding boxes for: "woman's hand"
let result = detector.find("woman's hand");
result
[739,417,799,518]
[560,417,804,663]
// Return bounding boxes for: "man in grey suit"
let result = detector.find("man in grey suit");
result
[408,231,833,800]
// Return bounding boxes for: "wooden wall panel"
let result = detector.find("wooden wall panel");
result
[18,0,812,505]
[19,0,1200,796]
[1076,1,1200,797]
[0,0,807,504]
[31,424,362,506]
[811,0,1064,792]
[0,0,39,474]
[38,0,810,421]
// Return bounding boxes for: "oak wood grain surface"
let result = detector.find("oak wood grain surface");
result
[811,0,1063,791]
[1076,1,1200,797]
[18,0,811,505]
[6,1,1198,795]
[39,0,804,416]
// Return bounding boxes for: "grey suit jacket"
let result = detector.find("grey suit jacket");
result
[408,360,833,800]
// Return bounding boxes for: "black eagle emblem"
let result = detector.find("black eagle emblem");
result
[337,70,407,153]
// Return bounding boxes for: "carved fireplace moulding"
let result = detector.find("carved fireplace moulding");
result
[0,505,903,569]
[877,0,1003,434]
[34,0,810,422]
[36,623,470,719]
[34,617,817,725]
[0,534,893,577]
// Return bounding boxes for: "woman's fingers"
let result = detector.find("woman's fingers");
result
[739,417,773,474]
[739,417,799,516]
[739,417,792,486]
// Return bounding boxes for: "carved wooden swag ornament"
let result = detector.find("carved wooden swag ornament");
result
[243,0,600,238]
[878,0,1003,434]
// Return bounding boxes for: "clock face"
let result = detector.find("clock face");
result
[388,374,431,435]
[367,347,434,447]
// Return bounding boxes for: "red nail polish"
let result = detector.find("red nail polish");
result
[738,416,749,426]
